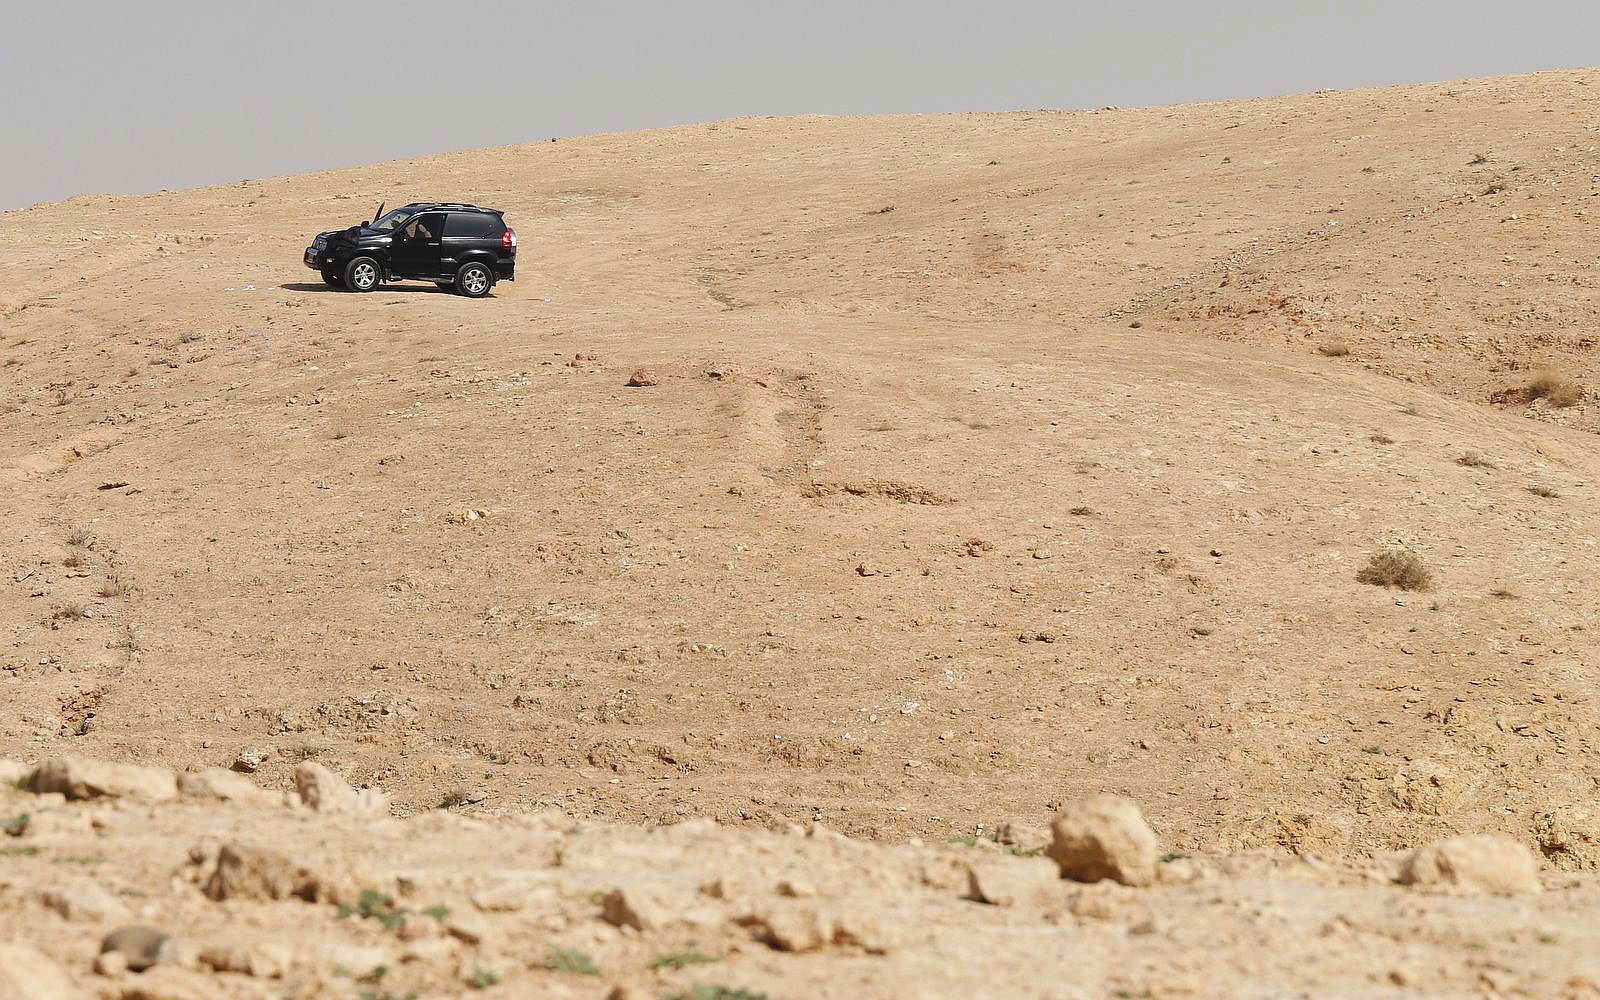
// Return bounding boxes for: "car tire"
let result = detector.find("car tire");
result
[344,256,381,292]
[455,261,493,298]
[321,270,345,289]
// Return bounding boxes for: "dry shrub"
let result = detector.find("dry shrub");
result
[1455,451,1495,469]
[1357,549,1433,591]
[1527,369,1583,408]
[1369,433,1395,445]
[1528,484,1559,499]
[1317,338,1351,358]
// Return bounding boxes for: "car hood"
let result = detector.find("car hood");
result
[317,225,390,245]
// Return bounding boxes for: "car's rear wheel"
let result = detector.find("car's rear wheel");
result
[344,256,381,292]
[321,270,344,289]
[455,262,493,298]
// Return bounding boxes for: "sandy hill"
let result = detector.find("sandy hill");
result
[1,69,1599,997]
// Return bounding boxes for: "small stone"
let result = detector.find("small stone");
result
[230,747,271,773]
[445,910,493,946]
[94,950,128,977]
[293,762,390,816]
[776,878,817,898]
[1398,834,1541,895]
[1048,794,1159,886]
[855,562,883,577]
[34,756,176,801]
[601,887,677,932]
[746,905,831,952]
[626,368,659,387]
[101,925,170,972]
[397,914,442,941]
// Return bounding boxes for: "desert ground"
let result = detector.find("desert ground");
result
[2,69,1599,997]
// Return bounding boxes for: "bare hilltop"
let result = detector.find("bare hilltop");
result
[2,69,1599,998]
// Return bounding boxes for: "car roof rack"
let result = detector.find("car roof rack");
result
[405,202,499,213]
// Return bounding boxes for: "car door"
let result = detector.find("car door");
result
[390,212,446,278]
[441,211,502,276]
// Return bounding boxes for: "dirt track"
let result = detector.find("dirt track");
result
[2,69,1600,997]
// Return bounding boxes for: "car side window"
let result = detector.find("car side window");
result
[444,212,502,239]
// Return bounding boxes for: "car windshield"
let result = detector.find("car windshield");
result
[370,207,421,232]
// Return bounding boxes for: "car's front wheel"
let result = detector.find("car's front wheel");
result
[455,262,493,298]
[321,269,344,289]
[344,256,381,292]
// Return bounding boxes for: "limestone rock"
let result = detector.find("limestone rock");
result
[292,762,389,816]
[742,903,897,954]
[1533,805,1600,871]
[626,368,659,387]
[34,756,176,802]
[0,760,33,787]
[1048,795,1158,886]
[0,942,74,999]
[230,747,271,773]
[1398,834,1541,896]
[204,843,344,903]
[966,855,1061,907]
[198,943,292,979]
[601,887,678,932]
[178,767,278,805]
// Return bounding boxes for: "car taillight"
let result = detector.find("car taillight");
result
[502,229,516,249]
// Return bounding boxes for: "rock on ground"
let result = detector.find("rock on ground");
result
[1398,834,1541,896]
[33,756,177,801]
[178,767,280,805]
[1048,795,1159,886]
[292,762,390,816]
[101,925,172,972]
[966,855,1061,907]
[203,842,348,903]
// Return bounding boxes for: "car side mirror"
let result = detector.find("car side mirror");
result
[361,221,370,227]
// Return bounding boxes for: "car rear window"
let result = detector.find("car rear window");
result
[443,213,504,238]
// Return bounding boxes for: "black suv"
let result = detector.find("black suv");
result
[304,202,516,297]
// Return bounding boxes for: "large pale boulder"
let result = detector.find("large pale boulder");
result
[292,762,389,815]
[34,756,176,801]
[1047,795,1158,887]
[1398,834,1541,895]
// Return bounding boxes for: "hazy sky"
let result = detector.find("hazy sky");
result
[4,0,1596,210]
